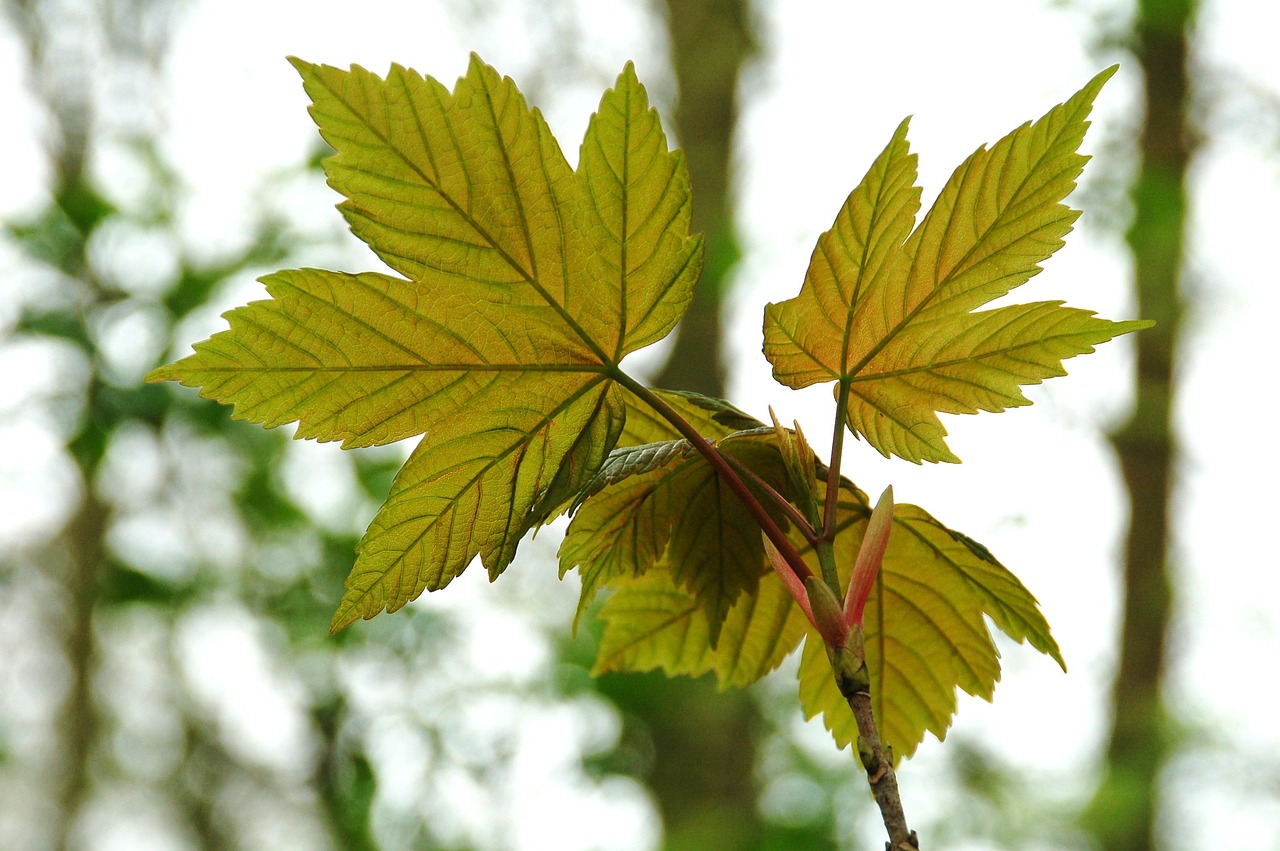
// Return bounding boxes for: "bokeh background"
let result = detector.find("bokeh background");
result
[2,0,1278,849]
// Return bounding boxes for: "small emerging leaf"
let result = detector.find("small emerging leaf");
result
[771,409,821,528]
[843,485,893,629]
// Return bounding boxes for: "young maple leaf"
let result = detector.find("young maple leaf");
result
[147,57,701,631]
[796,492,1064,761]
[560,390,783,647]
[763,66,1151,463]
[579,457,1064,762]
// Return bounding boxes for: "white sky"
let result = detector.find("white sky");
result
[3,0,1279,848]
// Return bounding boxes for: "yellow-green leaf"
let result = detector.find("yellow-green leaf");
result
[763,66,1151,463]
[148,57,701,630]
[579,63,703,356]
[592,565,809,690]
[797,492,1062,760]
[560,427,785,645]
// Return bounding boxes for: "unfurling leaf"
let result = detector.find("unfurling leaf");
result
[148,57,701,630]
[844,485,893,629]
[771,409,822,528]
[763,66,1150,463]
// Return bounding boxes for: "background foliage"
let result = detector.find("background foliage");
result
[2,1,1278,849]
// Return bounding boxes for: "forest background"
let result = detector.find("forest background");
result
[2,0,1278,849]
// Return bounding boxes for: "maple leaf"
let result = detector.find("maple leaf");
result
[147,57,701,630]
[559,390,782,646]
[578,446,1063,758]
[763,66,1151,463]
[795,487,1062,761]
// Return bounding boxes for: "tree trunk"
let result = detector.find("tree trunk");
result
[596,2,762,848]
[1092,1,1195,847]
[650,0,752,397]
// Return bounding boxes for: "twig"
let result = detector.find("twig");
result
[834,646,918,850]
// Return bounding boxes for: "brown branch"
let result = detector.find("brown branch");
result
[829,640,918,850]
[721,450,821,546]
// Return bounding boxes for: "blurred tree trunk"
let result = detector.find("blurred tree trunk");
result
[6,6,107,847]
[599,1,761,848]
[1092,1,1196,847]
[4,5,372,848]
[651,0,750,397]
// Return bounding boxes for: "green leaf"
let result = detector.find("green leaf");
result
[592,564,809,690]
[797,492,1062,760]
[560,426,787,645]
[571,387,769,510]
[618,387,759,446]
[763,67,1151,463]
[148,57,701,630]
[573,439,698,510]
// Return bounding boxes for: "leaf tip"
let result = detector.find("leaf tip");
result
[287,54,323,83]
[466,51,496,81]
[328,610,357,635]
[1074,63,1121,113]
[144,364,175,383]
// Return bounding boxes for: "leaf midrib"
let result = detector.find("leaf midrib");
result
[837,132,911,385]
[180,363,607,373]
[313,65,616,368]
[843,123,1074,384]
[339,374,610,620]
[845,323,1089,384]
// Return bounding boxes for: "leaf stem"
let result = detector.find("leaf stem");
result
[721,452,820,547]
[612,370,814,586]
[813,379,854,594]
[848,675,918,850]
[824,380,852,541]
[814,542,841,597]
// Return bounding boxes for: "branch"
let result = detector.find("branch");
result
[829,638,918,850]
[721,450,820,547]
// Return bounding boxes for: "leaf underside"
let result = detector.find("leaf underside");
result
[573,444,1063,760]
[145,57,1127,761]
[148,56,701,631]
[796,493,1063,760]
[560,390,782,647]
[763,65,1150,464]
